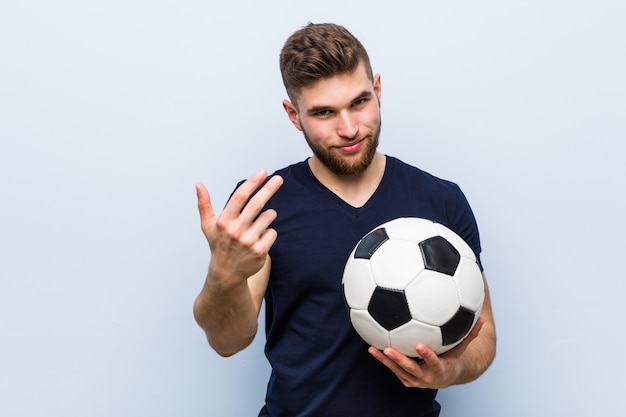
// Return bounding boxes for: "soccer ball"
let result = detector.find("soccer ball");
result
[342,217,484,358]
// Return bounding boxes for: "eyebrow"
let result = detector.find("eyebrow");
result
[306,90,373,115]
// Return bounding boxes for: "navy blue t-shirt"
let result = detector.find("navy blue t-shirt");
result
[256,156,482,417]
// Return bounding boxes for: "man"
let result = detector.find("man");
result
[194,23,496,416]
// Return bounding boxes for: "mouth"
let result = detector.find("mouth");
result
[338,138,365,154]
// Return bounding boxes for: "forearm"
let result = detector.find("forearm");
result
[450,277,496,385]
[450,318,496,385]
[193,272,260,357]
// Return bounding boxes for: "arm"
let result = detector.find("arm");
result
[193,170,283,357]
[193,256,271,357]
[369,272,496,388]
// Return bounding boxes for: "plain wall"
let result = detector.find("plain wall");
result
[1,1,625,416]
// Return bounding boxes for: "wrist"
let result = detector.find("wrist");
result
[206,261,248,292]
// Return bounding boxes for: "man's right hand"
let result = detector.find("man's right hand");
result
[196,169,284,288]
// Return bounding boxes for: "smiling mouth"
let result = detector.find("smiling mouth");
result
[339,139,365,153]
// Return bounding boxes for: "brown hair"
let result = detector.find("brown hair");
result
[279,23,373,104]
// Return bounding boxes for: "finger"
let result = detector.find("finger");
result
[241,209,279,251]
[368,347,403,374]
[370,347,418,376]
[369,347,424,388]
[222,170,273,220]
[386,347,425,375]
[251,208,279,235]
[255,227,279,253]
[238,174,283,225]
[196,182,216,225]
[415,344,444,374]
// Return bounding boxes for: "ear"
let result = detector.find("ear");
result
[282,99,303,131]
[373,73,382,104]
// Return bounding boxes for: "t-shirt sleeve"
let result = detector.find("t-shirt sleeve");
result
[450,185,484,271]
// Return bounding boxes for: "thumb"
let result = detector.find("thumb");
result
[195,183,216,227]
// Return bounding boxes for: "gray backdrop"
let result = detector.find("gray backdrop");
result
[2,1,625,416]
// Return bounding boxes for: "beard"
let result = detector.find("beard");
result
[302,119,381,176]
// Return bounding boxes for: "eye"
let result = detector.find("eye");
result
[352,98,367,107]
[313,109,333,117]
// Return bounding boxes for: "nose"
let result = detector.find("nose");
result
[336,112,358,140]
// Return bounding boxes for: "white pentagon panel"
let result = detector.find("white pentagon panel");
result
[350,309,389,350]
[453,257,485,312]
[382,217,438,243]
[405,270,460,326]
[389,320,443,358]
[434,223,476,262]
[369,239,423,289]
[342,258,377,309]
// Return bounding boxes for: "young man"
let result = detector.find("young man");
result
[194,23,496,416]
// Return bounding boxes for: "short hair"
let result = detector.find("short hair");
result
[279,23,373,104]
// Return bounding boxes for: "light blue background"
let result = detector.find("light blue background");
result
[2,1,625,416]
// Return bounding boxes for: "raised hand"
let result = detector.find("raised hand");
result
[196,169,284,286]
[194,170,284,356]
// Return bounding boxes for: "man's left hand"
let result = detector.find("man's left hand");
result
[368,317,484,389]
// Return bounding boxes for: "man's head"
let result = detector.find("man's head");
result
[280,23,373,107]
[280,23,381,177]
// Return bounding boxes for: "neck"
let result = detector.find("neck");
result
[309,152,386,208]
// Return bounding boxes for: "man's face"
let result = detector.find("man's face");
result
[284,63,382,176]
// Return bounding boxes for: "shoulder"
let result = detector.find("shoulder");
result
[383,155,479,248]
[270,159,309,179]
[267,159,315,195]
[233,160,309,195]
[386,155,463,196]
[261,159,320,211]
